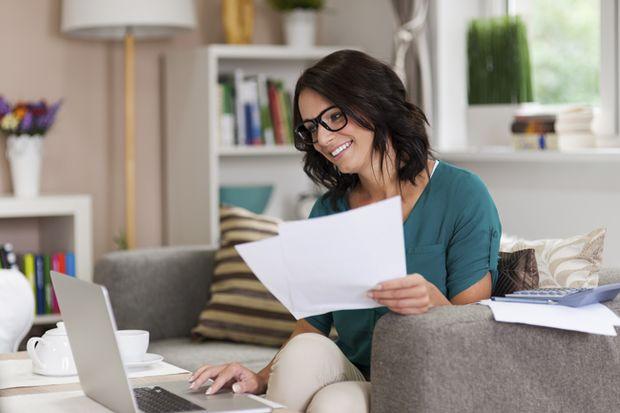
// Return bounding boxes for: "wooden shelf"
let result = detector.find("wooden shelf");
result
[33,313,62,326]
[438,146,620,163]
[180,44,350,61]
[219,145,302,157]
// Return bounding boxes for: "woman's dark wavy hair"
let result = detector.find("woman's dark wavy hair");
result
[293,49,433,210]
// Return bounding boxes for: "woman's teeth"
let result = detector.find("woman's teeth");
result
[331,141,352,157]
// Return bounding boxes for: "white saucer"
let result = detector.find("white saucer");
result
[124,353,164,368]
[33,367,77,377]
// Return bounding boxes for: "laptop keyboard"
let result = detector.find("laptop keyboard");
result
[134,386,205,412]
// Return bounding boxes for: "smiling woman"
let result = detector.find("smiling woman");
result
[188,50,502,413]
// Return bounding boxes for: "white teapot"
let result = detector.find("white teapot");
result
[27,322,77,376]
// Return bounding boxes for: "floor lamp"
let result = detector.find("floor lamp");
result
[61,0,196,249]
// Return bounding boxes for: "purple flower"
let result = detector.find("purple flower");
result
[0,96,10,118]
[20,111,33,133]
[33,100,62,133]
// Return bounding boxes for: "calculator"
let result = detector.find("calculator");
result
[492,282,620,307]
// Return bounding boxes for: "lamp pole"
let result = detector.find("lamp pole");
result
[124,27,136,249]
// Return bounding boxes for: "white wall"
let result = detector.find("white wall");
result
[450,159,620,268]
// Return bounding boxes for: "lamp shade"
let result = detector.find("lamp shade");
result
[61,0,196,40]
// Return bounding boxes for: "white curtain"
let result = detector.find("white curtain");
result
[391,0,433,129]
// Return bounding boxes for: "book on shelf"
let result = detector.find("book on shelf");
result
[256,73,275,146]
[219,71,295,149]
[14,250,76,316]
[218,80,235,147]
[35,255,45,315]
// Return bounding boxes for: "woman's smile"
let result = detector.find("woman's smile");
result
[330,140,353,159]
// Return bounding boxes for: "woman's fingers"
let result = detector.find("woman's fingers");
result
[190,365,226,389]
[368,286,426,300]
[375,296,430,309]
[207,364,243,395]
[189,364,211,383]
[374,273,426,291]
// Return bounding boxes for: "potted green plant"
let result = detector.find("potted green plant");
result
[466,16,533,147]
[268,0,325,47]
[0,96,62,197]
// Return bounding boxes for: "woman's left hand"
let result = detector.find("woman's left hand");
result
[367,273,433,315]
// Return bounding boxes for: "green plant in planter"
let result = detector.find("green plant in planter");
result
[268,0,324,11]
[467,16,533,104]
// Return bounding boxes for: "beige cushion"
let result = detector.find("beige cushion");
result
[500,228,605,288]
[192,206,296,347]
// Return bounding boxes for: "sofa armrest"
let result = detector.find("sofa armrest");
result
[371,296,620,413]
[94,246,215,341]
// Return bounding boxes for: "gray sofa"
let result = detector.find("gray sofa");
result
[95,246,620,413]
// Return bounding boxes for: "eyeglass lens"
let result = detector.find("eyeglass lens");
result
[299,107,347,143]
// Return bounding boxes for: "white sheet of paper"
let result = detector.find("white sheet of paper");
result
[235,237,297,317]
[0,359,188,390]
[0,390,113,413]
[235,196,407,319]
[479,300,619,336]
[278,196,407,315]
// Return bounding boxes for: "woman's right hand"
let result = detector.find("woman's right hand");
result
[188,362,267,395]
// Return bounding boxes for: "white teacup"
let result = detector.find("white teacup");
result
[116,330,149,363]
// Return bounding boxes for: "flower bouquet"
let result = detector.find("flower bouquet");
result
[0,96,62,197]
[0,97,62,137]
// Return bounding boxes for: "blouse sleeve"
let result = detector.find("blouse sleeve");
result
[445,173,501,300]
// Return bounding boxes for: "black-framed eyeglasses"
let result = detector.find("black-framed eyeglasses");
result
[294,105,348,150]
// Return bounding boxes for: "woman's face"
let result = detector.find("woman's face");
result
[298,88,375,175]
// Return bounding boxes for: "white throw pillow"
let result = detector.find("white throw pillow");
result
[500,228,605,288]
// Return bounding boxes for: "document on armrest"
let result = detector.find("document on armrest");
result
[235,196,407,319]
[479,299,619,336]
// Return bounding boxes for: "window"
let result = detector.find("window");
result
[514,0,600,105]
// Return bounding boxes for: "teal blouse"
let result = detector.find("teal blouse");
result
[304,161,501,378]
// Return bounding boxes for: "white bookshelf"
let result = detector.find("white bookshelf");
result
[163,44,346,246]
[0,195,93,325]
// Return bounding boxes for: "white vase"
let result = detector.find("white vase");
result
[283,9,317,48]
[6,134,44,197]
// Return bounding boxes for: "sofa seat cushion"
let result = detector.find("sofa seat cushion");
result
[149,338,278,373]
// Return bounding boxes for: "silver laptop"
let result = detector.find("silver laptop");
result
[51,271,272,413]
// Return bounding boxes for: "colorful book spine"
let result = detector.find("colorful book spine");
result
[0,245,7,268]
[65,252,76,277]
[44,255,52,314]
[267,80,283,145]
[35,255,45,315]
[257,74,275,146]
[23,254,36,313]
[233,68,246,146]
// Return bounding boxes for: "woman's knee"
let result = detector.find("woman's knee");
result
[307,382,371,413]
[273,333,341,368]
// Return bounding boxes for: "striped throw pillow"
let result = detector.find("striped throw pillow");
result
[493,249,539,296]
[192,206,296,347]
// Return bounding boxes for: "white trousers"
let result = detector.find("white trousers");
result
[265,333,370,413]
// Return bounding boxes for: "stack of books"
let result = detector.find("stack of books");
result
[0,242,76,315]
[511,113,558,150]
[555,106,596,149]
[218,69,295,148]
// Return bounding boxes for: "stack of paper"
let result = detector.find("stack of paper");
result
[236,197,407,319]
[479,299,620,336]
